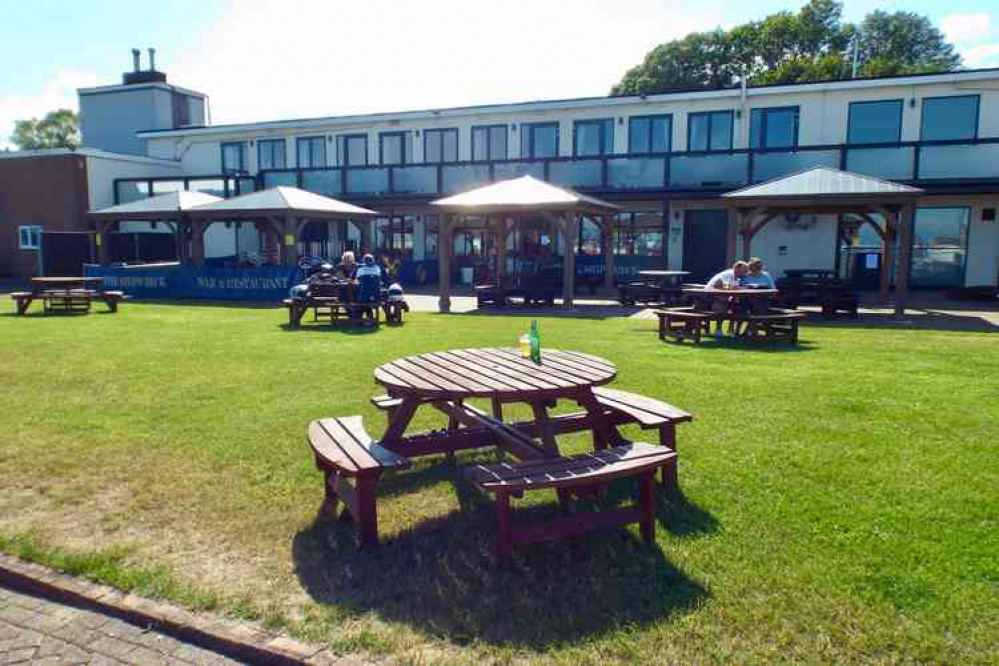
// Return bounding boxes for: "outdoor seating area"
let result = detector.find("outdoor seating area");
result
[10,277,127,315]
[776,269,860,319]
[284,279,409,327]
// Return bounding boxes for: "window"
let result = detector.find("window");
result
[220,142,246,174]
[18,225,42,250]
[911,207,970,288]
[613,212,664,257]
[750,106,799,149]
[423,128,459,164]
[296,136,327,168]
[573,118,614,156]
[424,215,439,258]
[336,134,368,166]
[257,139,286,170]
[521,122,559,158]
[629,115,671,153]
[471,124,508,161]
[847,100,903,145]
[688,111,733,151]
[921,95,979,141]
[379,131,412,165]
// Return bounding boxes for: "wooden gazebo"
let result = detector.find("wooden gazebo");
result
[186,186,380,266]
[430,176,621,311]
[88,191,222,265]
[721,167,924,316]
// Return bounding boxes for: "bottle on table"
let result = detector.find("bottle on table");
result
[529,319,541,364]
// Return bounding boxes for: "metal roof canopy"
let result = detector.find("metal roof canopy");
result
[431,175,620,215]
[88,191,222,221]
[186,186,380,220]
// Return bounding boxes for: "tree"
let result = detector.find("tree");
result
[11,109,80,150]
[610,0,962,95]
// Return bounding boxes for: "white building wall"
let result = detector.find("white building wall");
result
[749,215,839,277]
[85,152,184,210]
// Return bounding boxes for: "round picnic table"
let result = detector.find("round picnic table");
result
[374,347,618,460]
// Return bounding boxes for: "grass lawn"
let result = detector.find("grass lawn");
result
[0,303,997,664]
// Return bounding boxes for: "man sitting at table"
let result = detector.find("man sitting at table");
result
[354,254,383,323]
[707,261,749,289]
[744,257,776,289]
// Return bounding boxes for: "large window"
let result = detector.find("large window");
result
[629,115,671,153]
[848,100,903,145]
[424,128,459,163]
[220,142,246,174]
[521,122,560,158]
[921,95,979,142]
[336,134,368,166]
[911,207,969,288]
[257,139,286,170]
[573,118,614,156]
[379,131,413,165]
[18,225,42,250]
[471,125,507,161]
[424,215,439,258]
[614,212,664,257]
[296,136,327,168]
[750,106,799,149]
[688,111,733,151]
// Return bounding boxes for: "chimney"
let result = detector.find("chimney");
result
[122,48,167,85]
[132,48,141,73]
[148,47,156,71]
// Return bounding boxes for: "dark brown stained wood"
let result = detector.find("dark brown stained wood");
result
[475,348,605,386]
[308,416,410,473]
[558,349,619,373]
[592,388,694,427]
[489,347,616,384]
[455,349,569,390]
[440,402,548,461]
[392,356,490,393]
[374,363,446,393]
[426,351,527,392]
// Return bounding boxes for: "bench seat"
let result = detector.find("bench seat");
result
[307,416,410,547]
[745,310,806,343]
[467,442,675,560]
[655,307,712,343]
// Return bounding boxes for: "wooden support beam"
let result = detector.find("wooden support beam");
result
[561,213,577,309]
[726,209,739,266]
[282,215,298,266]
[602,214,615,289]
[438,214,452,312]
[894,204,915,318]
[190,220,206,267]
[879,213,896,301]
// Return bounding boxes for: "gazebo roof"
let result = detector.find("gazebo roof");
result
[722,166,923,203]
[187,186,380,219]
[430,175,620,215]
[88,190,222,220]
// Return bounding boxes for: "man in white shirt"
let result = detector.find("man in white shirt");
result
[707,261,749,289]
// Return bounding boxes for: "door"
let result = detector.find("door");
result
[40,232,95,276]
[682,210,728,282]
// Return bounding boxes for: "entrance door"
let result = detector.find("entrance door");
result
[682,210,728,281]
[40,232,95,276]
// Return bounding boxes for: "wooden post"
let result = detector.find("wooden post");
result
[562,213,577,309]
[726,209,739,266]
[879,213,896,301]
[741,213,753,261]
[495,217,507,284]
[439,214,452,312]
[190,220,206,267]
[894,204,915,318]
[282,215,298,266]
[602,214,615,289]
[96,221,110,265]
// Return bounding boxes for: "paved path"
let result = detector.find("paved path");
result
[0,584,245,665]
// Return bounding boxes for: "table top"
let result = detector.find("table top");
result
[375,347,617,400]
[31,277,103,284]
[683,287,778,297]
[638,270,690,278]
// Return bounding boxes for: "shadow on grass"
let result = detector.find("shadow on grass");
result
[278,322,384,335]
[655,336,819,353]
[291,477,710,647]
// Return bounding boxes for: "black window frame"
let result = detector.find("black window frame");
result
[628,114,672,154]
[378,130,412,166]
[336,133,369,167]
[572,118,615,157]
[919,94,980,142]
[686,111,734,152]
[471,124,508,161]
[295,135,327,169]
[847,99,904,146]
[220,141,247,174]
[423,127,459,164]
[521,121,560,159]
[749,106,800,150]
[256,138,287,171]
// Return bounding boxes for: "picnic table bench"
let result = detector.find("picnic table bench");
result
[11,277,127,315]
[284,283,408,327]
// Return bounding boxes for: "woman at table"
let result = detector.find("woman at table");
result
[744,257,776,289]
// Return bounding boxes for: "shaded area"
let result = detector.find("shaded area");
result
[292,473,710,647]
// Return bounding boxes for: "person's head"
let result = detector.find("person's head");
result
[748,257,765,275]
[342,251,355,266]
[732,261,750,278]
[363,253,375,265]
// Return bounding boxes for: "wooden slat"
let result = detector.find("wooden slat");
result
[489,348,611,384]
[423,351,523,392]
[592,387,693,425]
[392,356,488,393]
[454,349,569,390]
[308,416,409,474]
[556,349,619,373]
[471,348,587,387]
[439,402,548,461]
[374,363,445,393]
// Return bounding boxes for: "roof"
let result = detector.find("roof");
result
[88,190,222,220]
[135,68,999,139]
[0,147,181,167]
[722,166,923,202]
[186,186,380,219]
[430,175,620,215]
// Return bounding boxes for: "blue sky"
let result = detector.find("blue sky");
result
[1,0,997,146]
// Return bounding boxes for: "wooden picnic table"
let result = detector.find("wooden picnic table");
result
[30,277,104,292]
[12,277,125,315]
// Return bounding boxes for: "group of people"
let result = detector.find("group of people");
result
[707,257,776,290]
[290,251,404,305]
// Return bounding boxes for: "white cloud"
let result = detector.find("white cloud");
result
[941,12,992,46]
[167,0,726,126]
[964,43,999,68]
[0,69,98,149]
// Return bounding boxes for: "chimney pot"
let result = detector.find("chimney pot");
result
[131,49,141,73]
[148,47,156,71]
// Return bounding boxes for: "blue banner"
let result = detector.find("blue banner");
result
[84,263,300,301]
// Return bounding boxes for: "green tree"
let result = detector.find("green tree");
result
[11,109,80,150]
[610,0,961,95]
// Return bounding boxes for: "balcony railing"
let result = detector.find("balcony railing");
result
[115,138,999,205]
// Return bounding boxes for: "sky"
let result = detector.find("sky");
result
[1,0,997,147]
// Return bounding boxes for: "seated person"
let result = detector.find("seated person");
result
[337,251,358,280]
[354,254,383,321]
[744,257,776,289]
[707,261,749,290]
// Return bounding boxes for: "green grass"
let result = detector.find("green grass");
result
[0,303,997,664]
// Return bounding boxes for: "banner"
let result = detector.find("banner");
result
[84,263,301,301]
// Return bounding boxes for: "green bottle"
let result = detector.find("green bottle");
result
[529,319,541,364]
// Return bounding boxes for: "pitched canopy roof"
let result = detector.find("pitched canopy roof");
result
[722,166,923,202]
[88,190,222,220]
[187,186,380,219]
[430,175,620,215]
